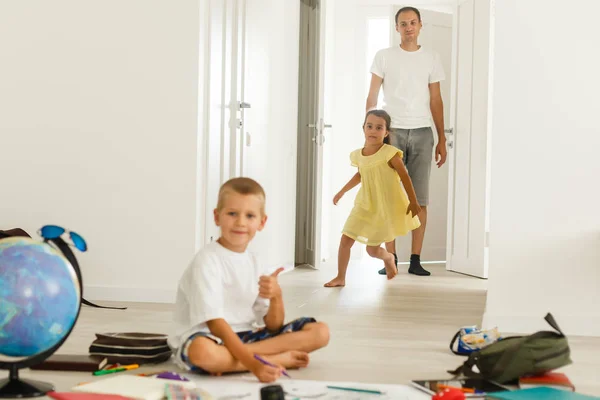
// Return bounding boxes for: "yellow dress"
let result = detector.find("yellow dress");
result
[342,144,421,246]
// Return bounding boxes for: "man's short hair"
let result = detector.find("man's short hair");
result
[395,6,421,24]
[216,177,266,214]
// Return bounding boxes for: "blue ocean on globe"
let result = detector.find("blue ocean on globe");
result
[0,237,80,358]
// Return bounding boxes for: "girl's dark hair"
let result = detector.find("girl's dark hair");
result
[363,109,392,143]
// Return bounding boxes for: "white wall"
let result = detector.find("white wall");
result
[0,0,200,302]
[483,0,600,336]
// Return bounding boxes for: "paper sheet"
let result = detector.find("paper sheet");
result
[187,374,430,400]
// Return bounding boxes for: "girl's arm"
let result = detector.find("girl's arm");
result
[388,155,422,217]
[333,172,361,205]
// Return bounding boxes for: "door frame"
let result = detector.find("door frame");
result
[294,0,493,277]
[445,0,493,278]
[295,0,323,267]
[197,0,248,251]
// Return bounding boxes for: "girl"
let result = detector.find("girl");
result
[324,109,422,288]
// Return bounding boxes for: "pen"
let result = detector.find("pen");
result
[253,354,291,378]
[326,385,383,395]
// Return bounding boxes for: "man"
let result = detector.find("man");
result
[366,6,446,276]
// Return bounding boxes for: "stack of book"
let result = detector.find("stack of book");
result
[519,372,575,391]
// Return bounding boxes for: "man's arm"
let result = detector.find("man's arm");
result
[429,82,447,167]
[366,74,383,112]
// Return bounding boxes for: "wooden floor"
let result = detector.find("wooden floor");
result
[17,261,600,397]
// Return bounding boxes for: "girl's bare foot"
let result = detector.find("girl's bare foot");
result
[324,277,345,287]
[384,253,398,280]
[268,351,310,369]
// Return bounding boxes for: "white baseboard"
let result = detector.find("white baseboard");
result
[482,312,600,337]
[83,285,176,304]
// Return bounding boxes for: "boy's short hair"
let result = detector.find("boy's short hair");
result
[216,177,266,214]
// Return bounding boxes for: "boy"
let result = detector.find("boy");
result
[168,177,329,383]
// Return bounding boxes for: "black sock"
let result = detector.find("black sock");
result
[409,254,431,276]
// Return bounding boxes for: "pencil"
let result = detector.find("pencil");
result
[253,354,291,378]
[327,385,383,395]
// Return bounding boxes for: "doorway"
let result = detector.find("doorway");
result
[295,0,493,279]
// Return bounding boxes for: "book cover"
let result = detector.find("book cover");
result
[72,375,196,400]
[29,354,108,372]
[487,387,600,400]
[48,391,134,400]
[519,372,575,391]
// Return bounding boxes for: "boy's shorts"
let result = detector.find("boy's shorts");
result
[174,317,316,373]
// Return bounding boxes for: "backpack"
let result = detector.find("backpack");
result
[448,313,571,384]
[88,332,172,365]
[449,325,501,356]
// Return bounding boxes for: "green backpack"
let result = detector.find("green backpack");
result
[448,313,571,384]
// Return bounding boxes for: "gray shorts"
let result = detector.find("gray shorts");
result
[388,127,434,206]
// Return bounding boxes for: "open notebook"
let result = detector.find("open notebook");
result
[72,375,198,400]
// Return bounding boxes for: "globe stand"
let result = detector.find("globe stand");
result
[0,364,54,398]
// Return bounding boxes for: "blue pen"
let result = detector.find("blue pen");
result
[253,354,291,378]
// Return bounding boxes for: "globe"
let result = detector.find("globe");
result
[0,236,82,397]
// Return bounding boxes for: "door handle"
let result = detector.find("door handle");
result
[308,121,332,129]
[239,101,251,109]
[444,128,453,135]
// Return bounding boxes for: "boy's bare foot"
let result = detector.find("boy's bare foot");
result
[324,277,345,287]
[268,351,310,369]
[384,253,398,280]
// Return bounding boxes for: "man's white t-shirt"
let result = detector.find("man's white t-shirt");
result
[168,241,270,350]
[370,46,445,129]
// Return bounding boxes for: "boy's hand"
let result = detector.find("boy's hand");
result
[259,267,284,299]
[333,191,344,205]
[250,362,283,383]
[406,202,422,218]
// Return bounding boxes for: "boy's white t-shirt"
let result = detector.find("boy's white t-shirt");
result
[168,241,270,350]
[370,46,445,129]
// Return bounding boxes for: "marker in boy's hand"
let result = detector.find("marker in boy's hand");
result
[258,267,284,299]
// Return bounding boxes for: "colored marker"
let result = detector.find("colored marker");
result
[93,367,127,376]
[253,354,291,378]
[437,385,476,393]
[92,364,139,376]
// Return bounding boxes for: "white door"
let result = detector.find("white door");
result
[389,6,453,263]
[201,0,249,245]
[295,0,331,269]
[445,0,492,278]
